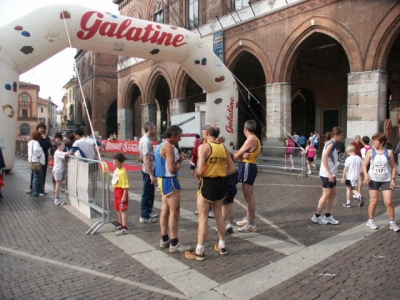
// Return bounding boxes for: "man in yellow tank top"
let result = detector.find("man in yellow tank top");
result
[185,125,236,260]
[234,120,261,232]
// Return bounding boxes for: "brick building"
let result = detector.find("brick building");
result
[110,0,400,147]
[74,50,118,139]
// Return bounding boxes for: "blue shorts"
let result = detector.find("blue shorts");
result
[238,162,258,185]
[320,176,336,188]
[368,180,391,191]
[157,177,181,195]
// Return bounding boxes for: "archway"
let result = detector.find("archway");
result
[152,76,171,137]
[230,51,266,146]
[291,33,349,137]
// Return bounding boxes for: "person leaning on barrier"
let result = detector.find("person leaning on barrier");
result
[68,129,105,201]
[28,130,45,197]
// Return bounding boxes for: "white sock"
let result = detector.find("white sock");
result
[346,200,351,204]
[226,223,232,229]
[219,240,226,249]
[196,244,204,254]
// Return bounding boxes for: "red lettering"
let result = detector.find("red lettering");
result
[77,11,187,47]
[99,21,118,37]
[77,11,103,40]
[225,97,235,134]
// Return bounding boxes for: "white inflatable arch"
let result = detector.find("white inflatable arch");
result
[0,4,238,170]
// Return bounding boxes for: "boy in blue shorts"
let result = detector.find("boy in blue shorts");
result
[112,153,130,236]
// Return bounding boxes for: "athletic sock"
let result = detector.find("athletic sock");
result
[170,238,178,247]
[218,240,226,249]
[162,234,169,242]
[196,244,204,254]
[325,213,331,217]
[346,200,351,205]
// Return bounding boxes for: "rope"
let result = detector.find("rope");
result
[61,15,103,161]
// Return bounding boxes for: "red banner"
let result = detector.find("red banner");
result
[101,140,158,155]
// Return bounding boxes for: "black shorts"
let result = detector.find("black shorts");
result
[223,194,235,205]
[307,157,315,162]
[368,180,391,191]
[198,177,226,202]
[320,176,336,188]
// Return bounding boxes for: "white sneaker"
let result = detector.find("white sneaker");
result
[325,215,339,225]
[238,224,257,232]
[307,171,311,175]
[54,199,61,206]
[311,214,328,225]
[352,194,358,199]
[366,219,378,230]
[208,211,214,218]
[236,217,248,226]
[150,212,158,218]
[390,222,400,232]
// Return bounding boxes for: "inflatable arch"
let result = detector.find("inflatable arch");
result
[0,4,238,170]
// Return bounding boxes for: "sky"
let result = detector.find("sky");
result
[0,0,119,110]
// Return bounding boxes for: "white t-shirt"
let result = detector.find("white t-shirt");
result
[139,134,155,173]
[71,138,100,159]
[344,155,363,180]
[52,150,67,173]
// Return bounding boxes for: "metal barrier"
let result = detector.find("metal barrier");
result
[257,146,308,178]
[65,156,111,234]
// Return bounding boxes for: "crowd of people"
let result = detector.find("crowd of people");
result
[311,129,399,232]
[2,120,399,260]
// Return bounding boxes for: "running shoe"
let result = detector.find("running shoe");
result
[389,222,400,232]
[169,243,193,253]
[311,214,328,225]
[325,215,339,225]
[159,239,170,248]
[307,171,312,175]
[226,227,233,235]
[54,198,61,206]
[238,224,257,232]
[366,219,378,230]
[150,212,158,218]
[236,217,249,226]
[139,217,157,223]
[185,250,206,260]
[116,228,129,236]
[214,244,227,255]
[343,202,352,208]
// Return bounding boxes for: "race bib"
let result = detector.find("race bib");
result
[374,164,388,174]
[111,173,119,185]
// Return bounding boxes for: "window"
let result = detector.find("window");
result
[20,123,30,136]
[188,0,199,29]
[234,0,249,10]
[22,109,28,117]
[153,0,164,23]
[22,93,28,103]
[41,107,43,113]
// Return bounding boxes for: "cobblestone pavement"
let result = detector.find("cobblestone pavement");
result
[0,156,399,299]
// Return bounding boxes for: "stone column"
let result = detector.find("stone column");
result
[265,82,291,145]
[169,98,187,115]
[141,103,157,129]
[118,107,133,140]
[347,71,388,138]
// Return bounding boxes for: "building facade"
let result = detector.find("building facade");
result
[74,50,119,139]
[111,0,400,146]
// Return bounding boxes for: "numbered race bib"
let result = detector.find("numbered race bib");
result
[373,163,388,174]
[111,173,119,185]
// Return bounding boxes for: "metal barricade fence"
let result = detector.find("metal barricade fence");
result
[65,156,111,234]
[257,146,307,178]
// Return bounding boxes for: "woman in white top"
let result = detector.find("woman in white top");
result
[311,127,343,225]
[28,131,45,197]
[362,133,399,232]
